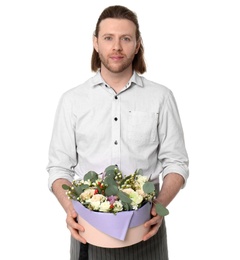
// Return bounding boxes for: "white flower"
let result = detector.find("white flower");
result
[89,194,105,202]
[121,188,143,208]
[121,188,135,195]
[136,175,148,188]
[88,200,101,210]
[130,191,143,205]
[113,201,123,213]
[99,201,111,212]
[136,189,147,197]
[86,194,105,211]
[80,188,95,200]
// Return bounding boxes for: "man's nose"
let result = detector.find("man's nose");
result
[113,39,123,51]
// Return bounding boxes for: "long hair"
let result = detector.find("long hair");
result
[91,5,147,74]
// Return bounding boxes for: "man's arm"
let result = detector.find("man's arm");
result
[143,172,184,241]
[52,179,87,244]
[156,172,184,207]
[52,179,74,212]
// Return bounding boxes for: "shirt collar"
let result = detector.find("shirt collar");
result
[90,70,144,89]
[129,71,144,88]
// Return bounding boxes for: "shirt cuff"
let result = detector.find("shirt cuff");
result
[162,165,189,188]
[48,167,75,191]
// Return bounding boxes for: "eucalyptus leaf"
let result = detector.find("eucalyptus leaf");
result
[143,182,155,194]
[135,169,143,175]
[118,190,132,203]
[155,203,169,217]
[105,165,118,176]
[105,171,115,179]
[74,184,89,196]
[104,176,117,186]
[105,185,118,196]
[83,171,98,182]
[122,201,131,211]
[62,184,71,190]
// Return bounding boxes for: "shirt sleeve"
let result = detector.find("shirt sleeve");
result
[158,90,189,187]
[46,92,77,191]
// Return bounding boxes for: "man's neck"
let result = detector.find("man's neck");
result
[100,68,133,93]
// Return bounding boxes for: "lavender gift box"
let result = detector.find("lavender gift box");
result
[73,200,152,248]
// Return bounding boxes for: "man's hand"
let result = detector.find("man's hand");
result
[52,179,87,243]
[142,173,184,241]
[66,208,87,244]
[142,204,163,241]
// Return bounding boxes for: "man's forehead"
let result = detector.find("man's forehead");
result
[98,18,136,34]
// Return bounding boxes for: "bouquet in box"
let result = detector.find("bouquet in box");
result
[62,165,169,247]
[62,165,169,217]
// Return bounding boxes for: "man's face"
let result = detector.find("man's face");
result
[94,18,140,74]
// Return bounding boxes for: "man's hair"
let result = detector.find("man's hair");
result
[91,5,147,74]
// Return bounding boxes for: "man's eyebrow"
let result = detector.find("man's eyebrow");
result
[101,33,133,38]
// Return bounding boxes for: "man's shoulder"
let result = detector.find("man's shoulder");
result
[61,74,98,99]
[137,74,172,96]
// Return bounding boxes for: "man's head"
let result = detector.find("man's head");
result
[91,5,146,74]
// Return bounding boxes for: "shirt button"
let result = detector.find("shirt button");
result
[115,96,118,99]
[114,140,118,145]
[114,117,118,121]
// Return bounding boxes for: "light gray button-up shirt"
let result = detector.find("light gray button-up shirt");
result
[47,71,189,190]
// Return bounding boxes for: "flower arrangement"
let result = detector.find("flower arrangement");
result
[62,165,169,217]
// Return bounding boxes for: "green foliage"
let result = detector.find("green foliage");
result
[83,171,98,182]
[62,166,169,217]
[62,184,70,190]
[122,201,131,211]
[105,185,118,196]
[119,174,132,186]
[74,184,89,196]
[103,175,117,186]
[155,203,169,217]
[143,182,155,194]
[117,190,132,204]
[135,168,143,175]
[105,165,117,176]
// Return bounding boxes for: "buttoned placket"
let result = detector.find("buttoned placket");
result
[111,94,121,167]
[102,82,131,168]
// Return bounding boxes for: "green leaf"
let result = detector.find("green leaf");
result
[105,185,119,196]
[122,201,131,211]
[135,169,143,175]
[62,184,71,190]
[83,171,98,182]
[118,190,132,204]
[105,172,115,179]
[105,165,117,171]
[143,182,155,194]
[155,203,169,217]
[74,184,89,196]
[104,176,117,186]
[105,165,118,176]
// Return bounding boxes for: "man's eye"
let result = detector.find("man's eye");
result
[104,37,112,41]
[122,37,131,41]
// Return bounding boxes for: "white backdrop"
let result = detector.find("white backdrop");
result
[1,0,239,259]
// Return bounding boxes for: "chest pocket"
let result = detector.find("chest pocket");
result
[127,111,158,144]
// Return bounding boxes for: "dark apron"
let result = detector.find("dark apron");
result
[70,218,168,260]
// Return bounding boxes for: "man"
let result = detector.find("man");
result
[47,5,189,260]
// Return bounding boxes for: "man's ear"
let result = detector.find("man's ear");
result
[93,35,98,52]
[135,38,141,54]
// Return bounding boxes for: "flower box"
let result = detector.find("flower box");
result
[63,165,169,247]
[73,200,152,248]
